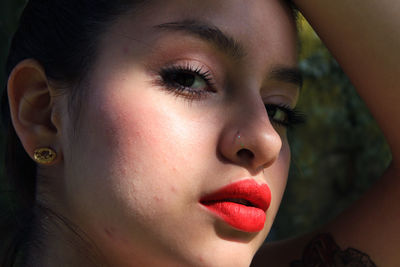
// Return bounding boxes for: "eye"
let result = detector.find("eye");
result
[265,104,306,128]
[169,71,207,90]
[158,64,216,99]
[265,104,289,125]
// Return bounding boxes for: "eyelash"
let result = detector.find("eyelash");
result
[157,64,216,99]
[156,64,306,128]
[265,104,306,128]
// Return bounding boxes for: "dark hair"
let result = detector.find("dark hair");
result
[1,0,146,265]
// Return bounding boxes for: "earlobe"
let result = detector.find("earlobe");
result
[7,59,62,164]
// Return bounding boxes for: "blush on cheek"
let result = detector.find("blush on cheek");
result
[94,100,155,154]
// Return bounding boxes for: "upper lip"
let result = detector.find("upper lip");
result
[199,179,271,211]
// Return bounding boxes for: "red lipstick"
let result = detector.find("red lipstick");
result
[200,179,271,232]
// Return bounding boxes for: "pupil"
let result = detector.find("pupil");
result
[173,73,195,87]
[266,106,277,118]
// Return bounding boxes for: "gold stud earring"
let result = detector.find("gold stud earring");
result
[33,148,57,164]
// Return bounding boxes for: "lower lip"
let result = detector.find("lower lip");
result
[202,201,266,232]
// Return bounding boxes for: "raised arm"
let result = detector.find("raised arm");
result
[295,0,400,162]
[253,0,400,266]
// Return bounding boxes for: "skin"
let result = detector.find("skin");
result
[7,0,299,266]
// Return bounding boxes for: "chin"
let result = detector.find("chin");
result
[193,246,256,267]
[180,234,263,267]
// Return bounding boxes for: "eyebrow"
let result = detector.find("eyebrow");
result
[270,66,303,89]
[154,19,246,60]
[154,19,302,89]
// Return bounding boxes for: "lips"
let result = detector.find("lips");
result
[200,179,271,232]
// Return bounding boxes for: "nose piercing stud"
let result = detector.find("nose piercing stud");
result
[237,134,244,148]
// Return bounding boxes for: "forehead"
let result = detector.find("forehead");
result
[106,0,298,64]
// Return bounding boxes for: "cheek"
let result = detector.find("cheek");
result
[74,74,206,218]
[253,137,290,241]
[64,77,206,250]
[98,92,200,182]
[266,139,291,215]
[93,90,180,192]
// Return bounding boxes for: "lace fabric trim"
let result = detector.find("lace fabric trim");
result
[290,234,377,267]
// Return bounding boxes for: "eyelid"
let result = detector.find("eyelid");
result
[153,59,217,83]
[148,57,217,78]
[160,64,216,91]
[166,59,215,77]
[261,81,300,104]
[159,58,221,85]
[262,94,298,109]
[151,59,222,102]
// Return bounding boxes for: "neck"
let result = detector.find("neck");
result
[24,206,106,267]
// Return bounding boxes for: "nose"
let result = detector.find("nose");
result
[218,102,282,173]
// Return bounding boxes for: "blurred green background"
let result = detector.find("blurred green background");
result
[0,1,391,242]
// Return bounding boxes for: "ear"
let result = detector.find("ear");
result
[7,59,63,165]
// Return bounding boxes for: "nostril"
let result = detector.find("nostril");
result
[236,149,254,160]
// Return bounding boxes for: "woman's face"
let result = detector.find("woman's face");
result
[58,0,299,266]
